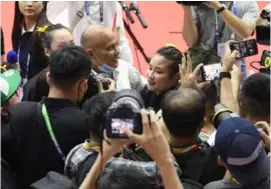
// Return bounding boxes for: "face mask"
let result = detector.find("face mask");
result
[99,64,116,73]
[91,49,116,73]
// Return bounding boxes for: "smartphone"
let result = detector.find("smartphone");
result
[230,39,258,59]
[196,66,207,83]
[203,63,221,81]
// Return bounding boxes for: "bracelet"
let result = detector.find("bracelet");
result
[217,4,227,14]
[220,72,231,80]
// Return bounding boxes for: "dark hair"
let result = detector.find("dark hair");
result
[201,81,218,107]
[161,88,206,137]
[82,92,116,139]
[156,46,183,75]
[49,45,92,89]
[12,1,49,51]
[99,166,152,189]
[31,24,71,67]
[240,73,270,118]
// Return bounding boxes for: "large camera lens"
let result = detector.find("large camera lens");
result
[212,104,239,129]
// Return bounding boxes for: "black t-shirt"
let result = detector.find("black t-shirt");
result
[1,158,16,189]
[1,27,5,56]
[4,98,89,189]
[173,142,225,185]
[22,68,49,102]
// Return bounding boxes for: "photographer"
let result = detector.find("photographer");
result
[182,1,258,79]
[65,90,182,188]
[79,109,183,189]
[216,40,270,124]
[204,117,270,189]
[4,46,91,189]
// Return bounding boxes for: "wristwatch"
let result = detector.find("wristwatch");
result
[219,72,231,80]
[217,4,227,14]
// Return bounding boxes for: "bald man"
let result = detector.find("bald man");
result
[82,25,146,91]
[46,1,133,65]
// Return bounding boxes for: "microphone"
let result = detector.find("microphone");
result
[119,1,135,24]
[7,51,20,71]
[130,2,148,29]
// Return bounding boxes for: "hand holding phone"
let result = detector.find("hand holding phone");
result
[230,39,258,59]
[255,121,270,151]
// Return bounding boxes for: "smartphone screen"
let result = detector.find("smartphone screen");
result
[203,63,221,81]
[230,39,258,59]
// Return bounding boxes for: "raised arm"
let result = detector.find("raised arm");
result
[182,6,199,48]
[205,1,259,39]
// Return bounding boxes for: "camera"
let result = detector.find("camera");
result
[176,1,205,6]
[82,73,111,103]
[105,89,144,138]
[212,104,239,129]
[256,8,270,46]
[92,73,110,90]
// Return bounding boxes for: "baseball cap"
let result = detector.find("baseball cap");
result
[215,117,270,186]
[0,69,22,106]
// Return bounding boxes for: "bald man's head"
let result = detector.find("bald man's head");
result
[81,25,115,49]
[161,88,206,138]
[81,25,120,69]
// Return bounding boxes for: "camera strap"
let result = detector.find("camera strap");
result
[39,103,66,162]
[214,1,234,48]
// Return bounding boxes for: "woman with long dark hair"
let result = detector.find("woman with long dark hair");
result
[12,1,50,81]
[23,24,74,102]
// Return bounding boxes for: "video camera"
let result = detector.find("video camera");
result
[105,89,144,138]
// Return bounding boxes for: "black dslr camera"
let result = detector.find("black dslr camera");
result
[92,73,110,90]
[105,89,144,139]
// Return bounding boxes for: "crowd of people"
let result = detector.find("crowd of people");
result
[0,1,270,189]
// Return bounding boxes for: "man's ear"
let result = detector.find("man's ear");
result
[44,47,51,57]
[79,79,88,93]
[86,49,94,58]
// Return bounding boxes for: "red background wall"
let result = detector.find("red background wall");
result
[1,1,269,76]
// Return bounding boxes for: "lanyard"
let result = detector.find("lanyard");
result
[17,40,30,79]
[214,2,237,42]
[42,103,66,162]
[85,1,104,24]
